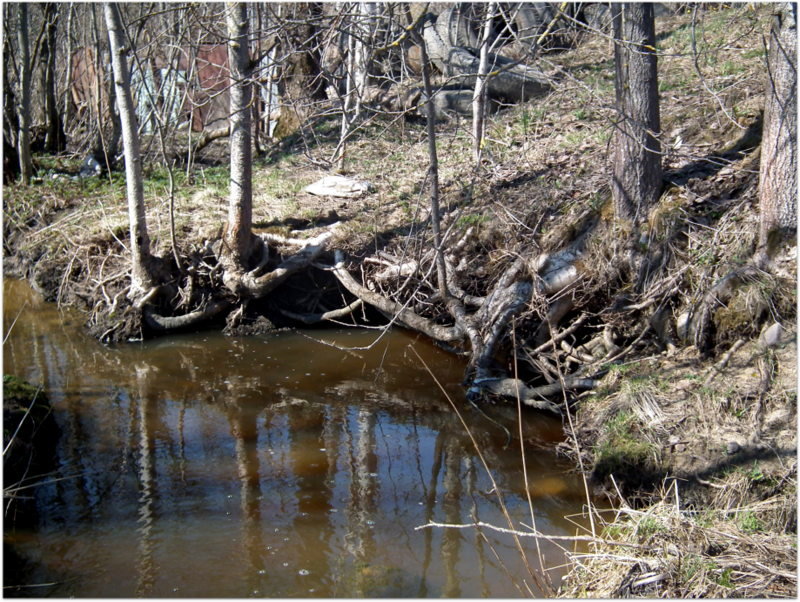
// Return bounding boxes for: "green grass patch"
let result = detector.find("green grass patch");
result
[736,510,764,534]
[593,410,657,480]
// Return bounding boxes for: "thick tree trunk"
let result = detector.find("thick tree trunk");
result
[757,2,797,265]
[611,3,661,223]
[17,4,32,184]
[104,2,156,296]
[222,2,254,276]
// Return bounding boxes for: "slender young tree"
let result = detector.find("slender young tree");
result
[17,4,32,183]
[104,2,156,296]
[757,2,797,267]
[472,1,497,166]
[610,3,661,223]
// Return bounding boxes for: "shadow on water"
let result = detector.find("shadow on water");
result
[3,279,592,598]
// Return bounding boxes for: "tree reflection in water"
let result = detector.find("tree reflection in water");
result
[3,279,591,598]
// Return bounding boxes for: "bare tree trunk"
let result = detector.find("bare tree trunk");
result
[104,2,156,296]
[472,2,496,166]
[352,2,376,118]
[63,4,74,124]
[222,1,254,277]
[3,13,21,183]
[417,36,448,299]
[17,4,33,184]
[757,2,797,266]
[93,4,121,172]
[611,3,661,223]
[42,3,66,153]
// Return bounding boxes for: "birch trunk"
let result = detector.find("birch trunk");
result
[17,4,32,184]
[104,2,155,296]
[223,2,254,276]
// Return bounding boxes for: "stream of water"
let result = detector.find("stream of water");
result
[3,279,591,597]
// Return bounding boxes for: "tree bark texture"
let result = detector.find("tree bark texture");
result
[17,4,32,184]
[224,1,254,270]
[758,2,797,261]
[41,3,66,153]
[611,3,661,223]
[104,2,154,295]
[3,23,20,183]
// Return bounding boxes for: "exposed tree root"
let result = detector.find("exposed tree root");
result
[143,299,232,331]
[331,249,464,343]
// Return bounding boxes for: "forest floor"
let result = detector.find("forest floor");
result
[3,4,796,598]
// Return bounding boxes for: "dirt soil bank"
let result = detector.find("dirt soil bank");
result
[3,4,795,598]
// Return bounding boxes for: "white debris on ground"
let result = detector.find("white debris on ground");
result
[304,175,373,198]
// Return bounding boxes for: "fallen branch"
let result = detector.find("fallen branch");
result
[415,520,646,548]
[280,298,363,324]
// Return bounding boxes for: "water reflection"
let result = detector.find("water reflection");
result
[3,279,589,598]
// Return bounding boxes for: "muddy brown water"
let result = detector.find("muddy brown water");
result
[3,279,591,598]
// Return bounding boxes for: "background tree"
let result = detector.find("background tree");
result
[41,3,66,154]
[757,2,797,267]
[3,6,20,183]
[610,3,661,224]
[17,3,33,183]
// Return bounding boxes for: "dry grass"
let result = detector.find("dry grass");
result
[560,476,797,598]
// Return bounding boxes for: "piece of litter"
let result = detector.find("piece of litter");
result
[304,175,373,198]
